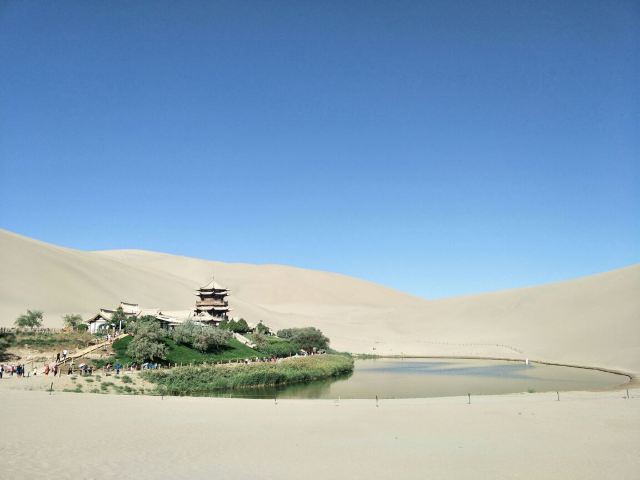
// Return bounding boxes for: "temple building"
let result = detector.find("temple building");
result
[85,277,232,332]
[193,278,231,324]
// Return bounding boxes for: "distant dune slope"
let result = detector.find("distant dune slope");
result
[1,229,639,373]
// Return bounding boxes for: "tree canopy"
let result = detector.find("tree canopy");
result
[172,320,231,353]
[219,318,250,333]
[62,313,83,330]
[255,321,270,335]
[276,327,329,353]
[125,317,167,363]
[111,307,127,330]
[15,310,43,329]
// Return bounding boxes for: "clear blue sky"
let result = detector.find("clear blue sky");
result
[1,1,638,299]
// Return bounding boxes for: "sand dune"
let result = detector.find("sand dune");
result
[1,228,639,373]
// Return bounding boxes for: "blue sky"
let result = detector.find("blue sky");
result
[1,1,638,299]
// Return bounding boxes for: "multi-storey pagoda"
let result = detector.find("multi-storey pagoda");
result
[194,278,230,324]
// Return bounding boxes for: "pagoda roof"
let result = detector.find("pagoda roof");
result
[198,278,228,291]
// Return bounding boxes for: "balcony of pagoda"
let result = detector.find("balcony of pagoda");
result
[196,298,228,308]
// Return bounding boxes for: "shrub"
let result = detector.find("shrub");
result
[252,334,297,357]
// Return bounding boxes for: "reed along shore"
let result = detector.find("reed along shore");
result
[142,354,354,396]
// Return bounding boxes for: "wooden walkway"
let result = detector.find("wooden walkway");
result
[233,332,256,349]
[56,334,129,366]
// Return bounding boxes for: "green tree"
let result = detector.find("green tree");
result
[111,307,127,331]
[252,331,268,350]
[277,327,329,353]
[291,327,329,353]
[231,318,250,333]
[173,320,231,353]
[255,321,270,335]
[0,332,15,361]
[62,313,83,331]
[276,328,295,339]
[192,326,231,353]
[173,320,197,345]
[15,310,43,329]
[126,317,167,363]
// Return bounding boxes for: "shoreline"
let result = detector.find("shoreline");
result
[1,355,632,400]
[354,354,636,390]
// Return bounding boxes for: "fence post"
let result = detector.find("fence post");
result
[376,395,378,408]
[468,393,471,404]
[556,391,560,401]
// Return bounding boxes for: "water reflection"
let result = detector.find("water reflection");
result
[208,358,627,399]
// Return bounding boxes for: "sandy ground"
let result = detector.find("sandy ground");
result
[0,386,638,480]
[1,229,639,478]
[1,229,639,375]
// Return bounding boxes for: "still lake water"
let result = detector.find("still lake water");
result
[213,358,628,399]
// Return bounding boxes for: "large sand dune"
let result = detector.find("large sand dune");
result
[1,228,638,372]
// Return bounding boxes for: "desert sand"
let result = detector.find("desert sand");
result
[1,228,639,373]
[0,387,638,480]
[1,228,639,479]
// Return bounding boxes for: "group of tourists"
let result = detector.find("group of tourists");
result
[103,362,124,374]
[54,349,69,363]
[77,363,94,375]
[0,364,33,378]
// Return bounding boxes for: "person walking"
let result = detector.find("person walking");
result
[63,349,68,360]
[56,352,61,362]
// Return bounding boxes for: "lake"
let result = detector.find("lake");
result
[211,358,628,399]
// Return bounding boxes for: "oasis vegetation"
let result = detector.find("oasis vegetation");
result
[1,279,354,396]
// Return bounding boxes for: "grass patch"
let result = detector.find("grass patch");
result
[110,336,263,366]
[250,335,298,357]
[143,354,354,396]
[121,375,133,384]
[100,381,114,392]
[4,331,95,351]
[84,378,94,383]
